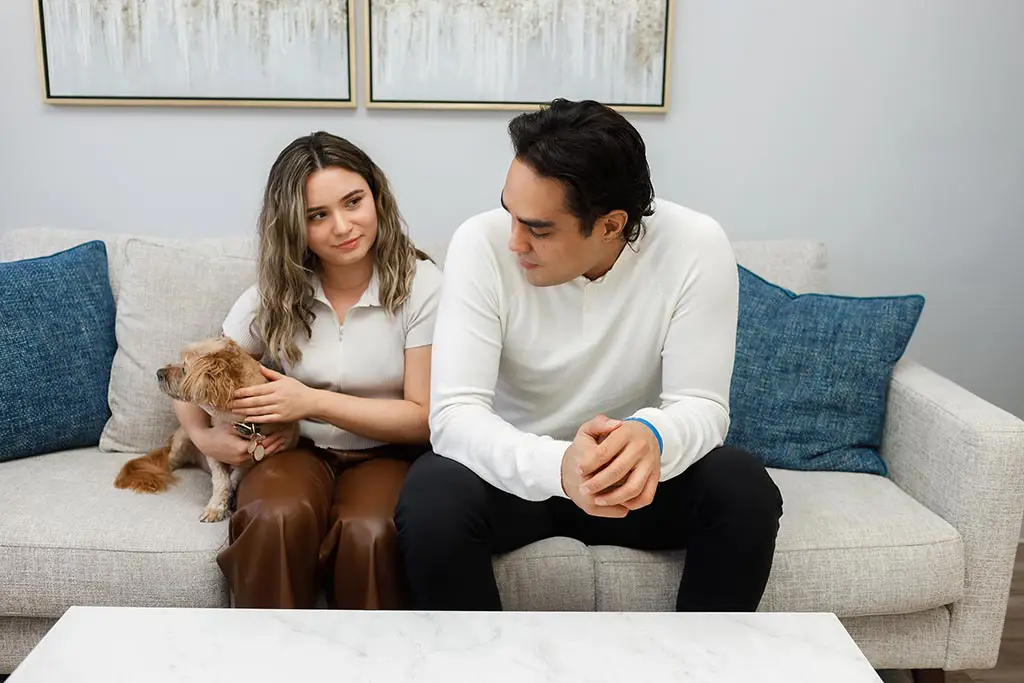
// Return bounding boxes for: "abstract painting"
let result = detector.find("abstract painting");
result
[364,0,673,111]
[35,0,356,106]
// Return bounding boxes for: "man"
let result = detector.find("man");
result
[395,98,783,612]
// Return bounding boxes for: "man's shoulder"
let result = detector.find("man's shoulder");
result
[449,207,508,249]
[640,199,734,265]
[645,198,729,247]
[443,207,513,274]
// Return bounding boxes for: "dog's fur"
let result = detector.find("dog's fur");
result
[114,336,299,522]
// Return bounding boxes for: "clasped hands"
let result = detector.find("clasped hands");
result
[561,415,661,518]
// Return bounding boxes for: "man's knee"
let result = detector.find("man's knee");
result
[395,452,489,547]
[694,446,783,527]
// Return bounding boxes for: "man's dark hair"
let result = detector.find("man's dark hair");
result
[507,98,655,244]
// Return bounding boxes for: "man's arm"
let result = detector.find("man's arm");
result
[630,218,739,481]
[429,222,570,501]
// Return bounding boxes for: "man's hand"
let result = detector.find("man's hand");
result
[229,366,317,423]
[578,418,661,511]
[561,416,630,518]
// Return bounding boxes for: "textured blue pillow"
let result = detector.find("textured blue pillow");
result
[0,241,117,463]
[725,266,924,475]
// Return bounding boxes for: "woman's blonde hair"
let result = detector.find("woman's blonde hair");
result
[252,131,429,366]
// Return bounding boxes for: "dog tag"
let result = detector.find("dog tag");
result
[253,444,265,461]
[247,440,257,456]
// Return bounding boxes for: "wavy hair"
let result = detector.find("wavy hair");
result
[252,131,429,366]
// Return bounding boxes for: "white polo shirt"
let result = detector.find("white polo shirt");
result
[223,259,442,450]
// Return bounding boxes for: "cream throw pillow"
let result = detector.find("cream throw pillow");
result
[99,239,257,453]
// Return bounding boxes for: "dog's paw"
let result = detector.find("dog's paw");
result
[200,505,229,523]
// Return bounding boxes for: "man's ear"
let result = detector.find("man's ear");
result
[598,210,628,241]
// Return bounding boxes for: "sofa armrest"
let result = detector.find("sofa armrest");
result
[881,359,1024,670]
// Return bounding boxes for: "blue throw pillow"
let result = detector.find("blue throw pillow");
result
[725,266,924,475]
[0,241,117,463]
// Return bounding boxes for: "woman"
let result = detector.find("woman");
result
[173,131,440,609]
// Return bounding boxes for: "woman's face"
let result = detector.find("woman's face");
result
[303,166,378,269]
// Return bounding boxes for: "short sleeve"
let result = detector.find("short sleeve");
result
[403,259,442,349]
[222,285,265,356]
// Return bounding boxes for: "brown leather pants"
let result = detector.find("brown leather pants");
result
[216,443,425,609]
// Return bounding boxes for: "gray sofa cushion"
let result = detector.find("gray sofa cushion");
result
[99,239,257,452]
[591,469,964,617]
[731,239,828,293]
[0,448,962,620]
[0,617,56,675]
[0,448,229,618]
[761,469,963,616]
[494,538,594,611]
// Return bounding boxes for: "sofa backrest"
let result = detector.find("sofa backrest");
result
[0,228,257,305]
[0,227,828,296]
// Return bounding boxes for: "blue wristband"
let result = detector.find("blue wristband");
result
[623,417,663,454]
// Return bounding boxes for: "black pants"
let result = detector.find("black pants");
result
[394,446,784,611]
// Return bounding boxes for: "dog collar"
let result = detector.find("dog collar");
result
[233,421,262,439]
[233,421,266,461]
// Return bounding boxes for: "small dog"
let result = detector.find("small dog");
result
[114,335,299,522]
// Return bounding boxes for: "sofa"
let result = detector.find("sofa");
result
[1,226,1023,676]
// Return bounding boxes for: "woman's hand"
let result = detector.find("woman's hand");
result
[192,422,290,466]
[230,366,318,424]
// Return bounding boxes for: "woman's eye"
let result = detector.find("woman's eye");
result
[346,196,362,208]
[307,212,326,221]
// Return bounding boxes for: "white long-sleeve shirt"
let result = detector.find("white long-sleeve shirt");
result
[429,198,739,501]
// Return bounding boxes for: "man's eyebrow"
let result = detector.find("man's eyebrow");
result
[308,189,362,213]
[500,193,555,229]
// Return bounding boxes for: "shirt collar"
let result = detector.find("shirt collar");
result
[311,268,381,309]
[574,239,640,286]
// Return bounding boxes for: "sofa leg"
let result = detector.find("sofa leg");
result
[911,670,945,683]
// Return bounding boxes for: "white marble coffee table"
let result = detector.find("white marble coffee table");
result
[9,606,881,682]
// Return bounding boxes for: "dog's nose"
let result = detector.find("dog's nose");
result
[156,368,166,381]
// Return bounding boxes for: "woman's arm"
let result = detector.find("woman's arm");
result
[174,400,212,438]
[232,345,432,445]
[175,396,292,464]
[307,345,431,444]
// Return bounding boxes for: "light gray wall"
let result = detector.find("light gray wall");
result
[1,1,1022,421]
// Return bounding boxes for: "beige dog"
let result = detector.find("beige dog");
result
[114,336,299,522]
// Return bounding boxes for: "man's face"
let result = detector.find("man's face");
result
[501,159,610,287]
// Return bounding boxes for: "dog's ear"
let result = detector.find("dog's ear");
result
[179,351,240,412]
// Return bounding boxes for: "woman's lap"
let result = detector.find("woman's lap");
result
[233,447,335,523]
[321,457,416,609]
[222,444,425,609]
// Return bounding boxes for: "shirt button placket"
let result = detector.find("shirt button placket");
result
[581,283,592,343]
[337,315,345,386]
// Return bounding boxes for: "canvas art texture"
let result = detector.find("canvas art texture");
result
[367,0,672,109]
[37,0,353,103]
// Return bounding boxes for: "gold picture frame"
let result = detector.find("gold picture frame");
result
[362,0,674,113]
[34,0,358,108]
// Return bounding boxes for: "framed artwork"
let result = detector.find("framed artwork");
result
[363,0,674,112]
[34,0,357,107]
